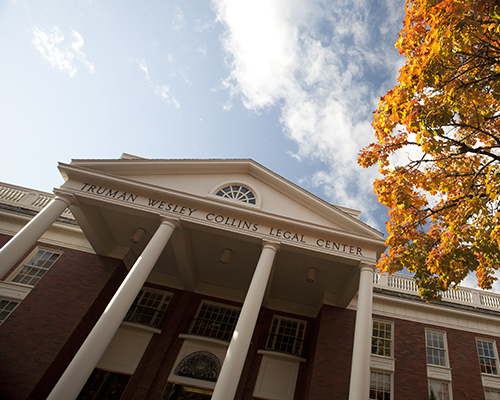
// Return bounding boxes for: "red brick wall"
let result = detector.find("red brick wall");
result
[0,234,127,400]
[447,328,488,399]
[374,312,498,399]
[305,304,356,399]
[121,293,319,400]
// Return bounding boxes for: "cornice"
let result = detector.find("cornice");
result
[61,159,384,239]
[56,164,386,253]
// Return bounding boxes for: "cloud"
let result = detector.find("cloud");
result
[213,0,404,226]
[32,26,95,77]
[172,6,186,32]
[197,46,207,57]
[195,16,216,33]
[136,59,180,108]
[154,85,181,108]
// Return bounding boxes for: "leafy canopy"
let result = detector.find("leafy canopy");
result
[359,0,500,300]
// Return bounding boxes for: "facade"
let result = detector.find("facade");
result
[0,155,499,400]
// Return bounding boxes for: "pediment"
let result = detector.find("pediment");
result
[59,156,383,240]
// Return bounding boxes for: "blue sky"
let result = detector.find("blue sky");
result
[0,0,406,232]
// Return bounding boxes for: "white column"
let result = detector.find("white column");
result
[47,218,179,400]
[348,262,375,400]
[0,195,73,279]
[211,241,279,400]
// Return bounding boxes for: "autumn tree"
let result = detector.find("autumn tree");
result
[359,0,500,300]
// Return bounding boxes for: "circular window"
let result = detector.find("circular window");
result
[216,185,256,204]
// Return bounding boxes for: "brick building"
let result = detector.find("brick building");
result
[0,155,499,400]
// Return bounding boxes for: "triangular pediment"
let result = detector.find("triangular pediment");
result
[59,155,382,240]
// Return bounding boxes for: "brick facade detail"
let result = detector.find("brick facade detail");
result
[0,234,127,400]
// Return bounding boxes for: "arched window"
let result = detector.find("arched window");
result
[215,185,256,204]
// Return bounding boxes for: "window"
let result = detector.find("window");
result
[477,339,499,375]
[265,315,306,357]
[370,371,391,400]
[372,320,393,357]
[215,185,256,204]
[189,301,241,341]
[125,287,172,328]
[426,330,448,367]
[77,368,131,400]
[429,380,451,400]
[0,298,19,325]
[10,248,61,286]
[485,389,500,400]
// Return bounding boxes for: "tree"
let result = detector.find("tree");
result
[358,0,500,300]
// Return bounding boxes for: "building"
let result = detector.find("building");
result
[0,155,499,400]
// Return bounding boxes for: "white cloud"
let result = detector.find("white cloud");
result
[136,59,180,108]
[32,26,95,77]
[154,85,180,108]
[137,59,153,86]
[172,6,186,32]
[213,0,404,225]
[462,271,500,294]
[197,46,207,57]
[195,16,216,33]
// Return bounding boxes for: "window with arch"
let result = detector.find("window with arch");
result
[215,185,256,204]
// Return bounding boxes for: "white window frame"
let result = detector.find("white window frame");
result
[428,379,452,400]
[369,370,392,400]
[0,297,20,325]
[7,247,62,287]
[426,329,449,367]
[477,338,500,376]
[265,315,307,357]
[372,319,393,358]
[189,300,241,342]
[125,287,172,328]
[485,388,500,400]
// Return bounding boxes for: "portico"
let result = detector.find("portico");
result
[0,157,385,399]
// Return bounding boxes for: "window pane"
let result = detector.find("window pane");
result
[372,321,392,357]
[477,339,499,375]
[189,302,241,341]
[370,371,391,400]
[215,185,256,204]
[426,331,447,366]
[125,288,172,328]
[0,299,20,324]
[429,380,450,400]
[265,316,306,357]
[486,389,500,400]
[12,249,61,286]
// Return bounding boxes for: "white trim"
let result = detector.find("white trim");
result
[369,370,393,400]
[265,315,307,357]
[370,355,395,372]
[425,329,450,368]
[482,374,500,390]
[0,281,32,300]
[253,354,300,400]
[428,379,453,400]
[178,333,230,348]
[209,180,262,208]
[369,294,500,337]
[120,321,162,334]
[5,246,63,286]
[476,337,500,376]
[372,318,394,358]
[257,349,306,363]
[427,365,452,381]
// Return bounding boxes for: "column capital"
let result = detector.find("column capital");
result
[159,217,180,230]
[262,240,280,253]
[359,261,375,273]
[54,193,74,207]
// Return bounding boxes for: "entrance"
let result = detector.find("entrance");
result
[162,383,213,400]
